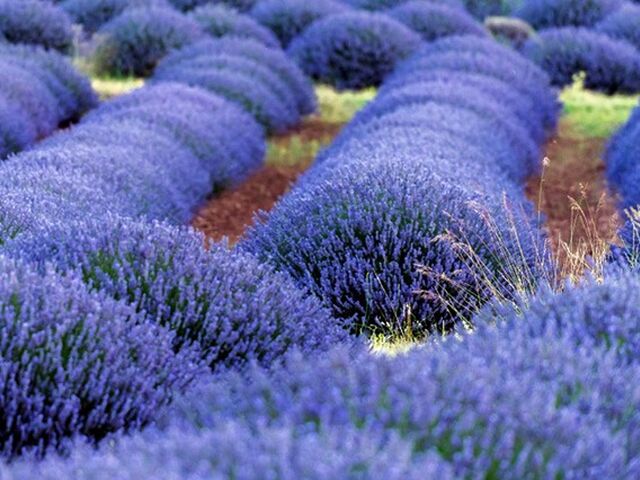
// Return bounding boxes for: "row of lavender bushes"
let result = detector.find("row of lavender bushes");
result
[11,25,640,477]
[0,20,339,463]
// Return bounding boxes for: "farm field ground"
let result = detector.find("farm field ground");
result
[5,0,640,476]
[90,77,636,260]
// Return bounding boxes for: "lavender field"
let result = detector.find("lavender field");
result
[0,0,640,478]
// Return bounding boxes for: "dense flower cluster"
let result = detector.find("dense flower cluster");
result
[249,0,350,47]
[388,1,488,41]
[189,4,279,47]
[0,0,73,52]
[0,82,264,244]
[515,0,623,28]
[91,6,206,76]
[60,0,171,34]
[0,255,199,459]
[14,302,640,476]
[287,12,422,90]
[153,38,316,132]
[605,103,640,208]
[595,2,640,50]
[0,45,96,157]
[243,34,557,338]
[6,215,345,371]
[523,27,640,94]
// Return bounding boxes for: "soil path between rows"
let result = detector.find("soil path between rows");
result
[192,118,342,244]
[193,112,620,273]
[525,119,620,272]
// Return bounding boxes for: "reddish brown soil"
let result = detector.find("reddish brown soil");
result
[192,117,344,244]
[526,120,621,270]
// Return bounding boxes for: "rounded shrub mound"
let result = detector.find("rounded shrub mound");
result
[0,44,97,121]
[18,131,207,223]
[189,4,279,47]
[478,270,640,365]
[388,35,561,129]
[595,2,640,51]
[515,0,623,28]
[154,54,300,120]
[83,83,265,184]
[388,1,488,42]
[0,61,60,138]
[0,164,138,245]
[7,216,345,371]
[3,422,452,479]
[249,0,350,48]
[242,155,549,338]
[0,0,73,53]
[0,97,36,159]
[153,66,298,133]
[126,321,640,478]
[522,27,640,94]
[340,99,540,184]
[157,38,316,115]
[0,255,198,459]
[380,71,546,142]
[380,70,547,142]
[315,122,524,196]
[287,12,421,90]
[608,209,640,270]
[605,105,640,208]
[60,0,172,35]
[92,7,205,76]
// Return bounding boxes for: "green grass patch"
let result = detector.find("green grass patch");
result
[561,79,639,139]
[266,85,376,167]
[315,84,377,124]
[91,76,144,100]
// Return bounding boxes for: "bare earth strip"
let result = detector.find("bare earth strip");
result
[525,118,621,275]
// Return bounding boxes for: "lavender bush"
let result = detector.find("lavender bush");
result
[523,27,640,94]
[388,1,488,42]
[0,0,73,52]
[6,216,345,370]
[287,12,422,90]
[249,0,350,47]
[92,7,205,76]
[0,255,199,459]
[189,4,279,47]
[157,38,316,115]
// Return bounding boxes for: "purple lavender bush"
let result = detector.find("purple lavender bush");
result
[0,0,73,52]
[515,0,623,28]
[287,12,422,90]
[157,38,316,115]
[0,98,37,159]
[595,2,640,51]
[343,84,541,182]
[249,0,350,47]
[92,6,205,76]
[522,27,640,94]
[242,152,549,338]
[1,422,452,479]
[0,255,199,459]
[605,104,640,208]
[189,4,279,47]
[388,1,488,42]
[60,0,171,35]
[387,35,560,130]
[6,216,345,370]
